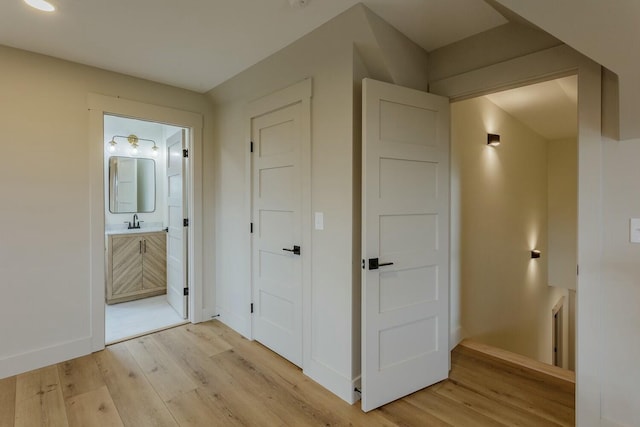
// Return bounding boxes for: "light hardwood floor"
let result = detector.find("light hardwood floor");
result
[1,321,575,426]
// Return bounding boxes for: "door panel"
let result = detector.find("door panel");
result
[252,102,303,367]
[362,78,450,412]
[166,130,188,319]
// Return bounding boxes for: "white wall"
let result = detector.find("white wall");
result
[451,95,568,364]
[0,44,214,378]
[600,139,640,426]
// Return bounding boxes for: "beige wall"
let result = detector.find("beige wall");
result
[601,138,640,424]
[452,96,568,364]
[0,44,214,377]
[547,137,578,291]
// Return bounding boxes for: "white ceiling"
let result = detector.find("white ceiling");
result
[485,75,577,140]
[0,0,506,93]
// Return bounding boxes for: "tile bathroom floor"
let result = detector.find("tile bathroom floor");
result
[105,295,187,344]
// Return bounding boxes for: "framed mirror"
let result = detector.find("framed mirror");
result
[108,156,156,213]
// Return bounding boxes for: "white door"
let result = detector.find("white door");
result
[252,102,303,367]
[361,78,450,411]
[166,130,188,318]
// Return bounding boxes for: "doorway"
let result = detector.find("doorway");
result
[450,75,578,369]
[103,115,189,344]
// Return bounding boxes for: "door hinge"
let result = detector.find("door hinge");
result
[577,265,579,276]
[183,288,189,296]
[183,148,189,158]
[250,141,254,153]
[250,303,254,314]
[183,218,189,227]
[250,222,253,233]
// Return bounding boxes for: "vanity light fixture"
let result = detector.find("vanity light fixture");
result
[24,0,56,12]
[531,249,541,259]
[487,133,501,147]
[107,134,159,157]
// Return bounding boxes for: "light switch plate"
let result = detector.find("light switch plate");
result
[630,218,640,243]
[315,212,324,230]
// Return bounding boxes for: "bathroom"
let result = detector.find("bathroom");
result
[103,114,189,343]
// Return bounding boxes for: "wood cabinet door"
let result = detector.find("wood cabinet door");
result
[142,233,167,290]
[111,235,143,296]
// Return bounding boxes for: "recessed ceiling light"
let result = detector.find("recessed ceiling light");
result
[24,0,56,12]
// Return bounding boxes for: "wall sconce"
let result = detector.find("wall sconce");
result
[487,133,501,147]
[531,249,541,259]
[107,134,159,156]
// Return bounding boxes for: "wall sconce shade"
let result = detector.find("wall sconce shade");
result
[531,249,541,259]
[487,133,501,147]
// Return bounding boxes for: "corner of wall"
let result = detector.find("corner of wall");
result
[360,7,429,91]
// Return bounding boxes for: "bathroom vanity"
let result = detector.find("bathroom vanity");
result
[106,229,167,304]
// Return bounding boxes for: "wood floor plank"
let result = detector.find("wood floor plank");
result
[203,321,397,427]
[153,327,288,426]
[95,343,178,427]
[180,323,233,357]
[404,385,505,427]
[165,388,244,427]
[457,340,575,384]
[378,398,452,427]
[209,348,339,426]
[449,361,574,426]
[434,379,562,427]
[57,355,105,399]
[0,376,16,427]
[125,335,198,402]
[454,347,575,395]
[65,385,123,427]
[453,351,575,408]
[15,365,69,427]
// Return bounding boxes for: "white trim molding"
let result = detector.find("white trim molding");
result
[88,94,204,352]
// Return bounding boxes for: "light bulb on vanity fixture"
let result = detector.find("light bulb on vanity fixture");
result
[487,133,501,147]
[128,134,139,155]
[108,139,117,153]
[151,145,159,157]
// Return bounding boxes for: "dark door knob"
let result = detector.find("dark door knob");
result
[368,258,394,270]
[283,245,301,255]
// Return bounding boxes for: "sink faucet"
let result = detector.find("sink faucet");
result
[132,213,140,229]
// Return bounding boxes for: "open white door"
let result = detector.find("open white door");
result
[361,78,450,411]
[166,130,188,319]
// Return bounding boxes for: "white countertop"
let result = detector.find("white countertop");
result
[105,227,166,235]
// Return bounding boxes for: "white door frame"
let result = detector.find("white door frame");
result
[88,94,204,351]
[243,79,312,351]
[430,44,603,424]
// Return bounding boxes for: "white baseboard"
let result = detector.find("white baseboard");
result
[304,358,356,404]
[0,337,92,380]
[601,417,625,427]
